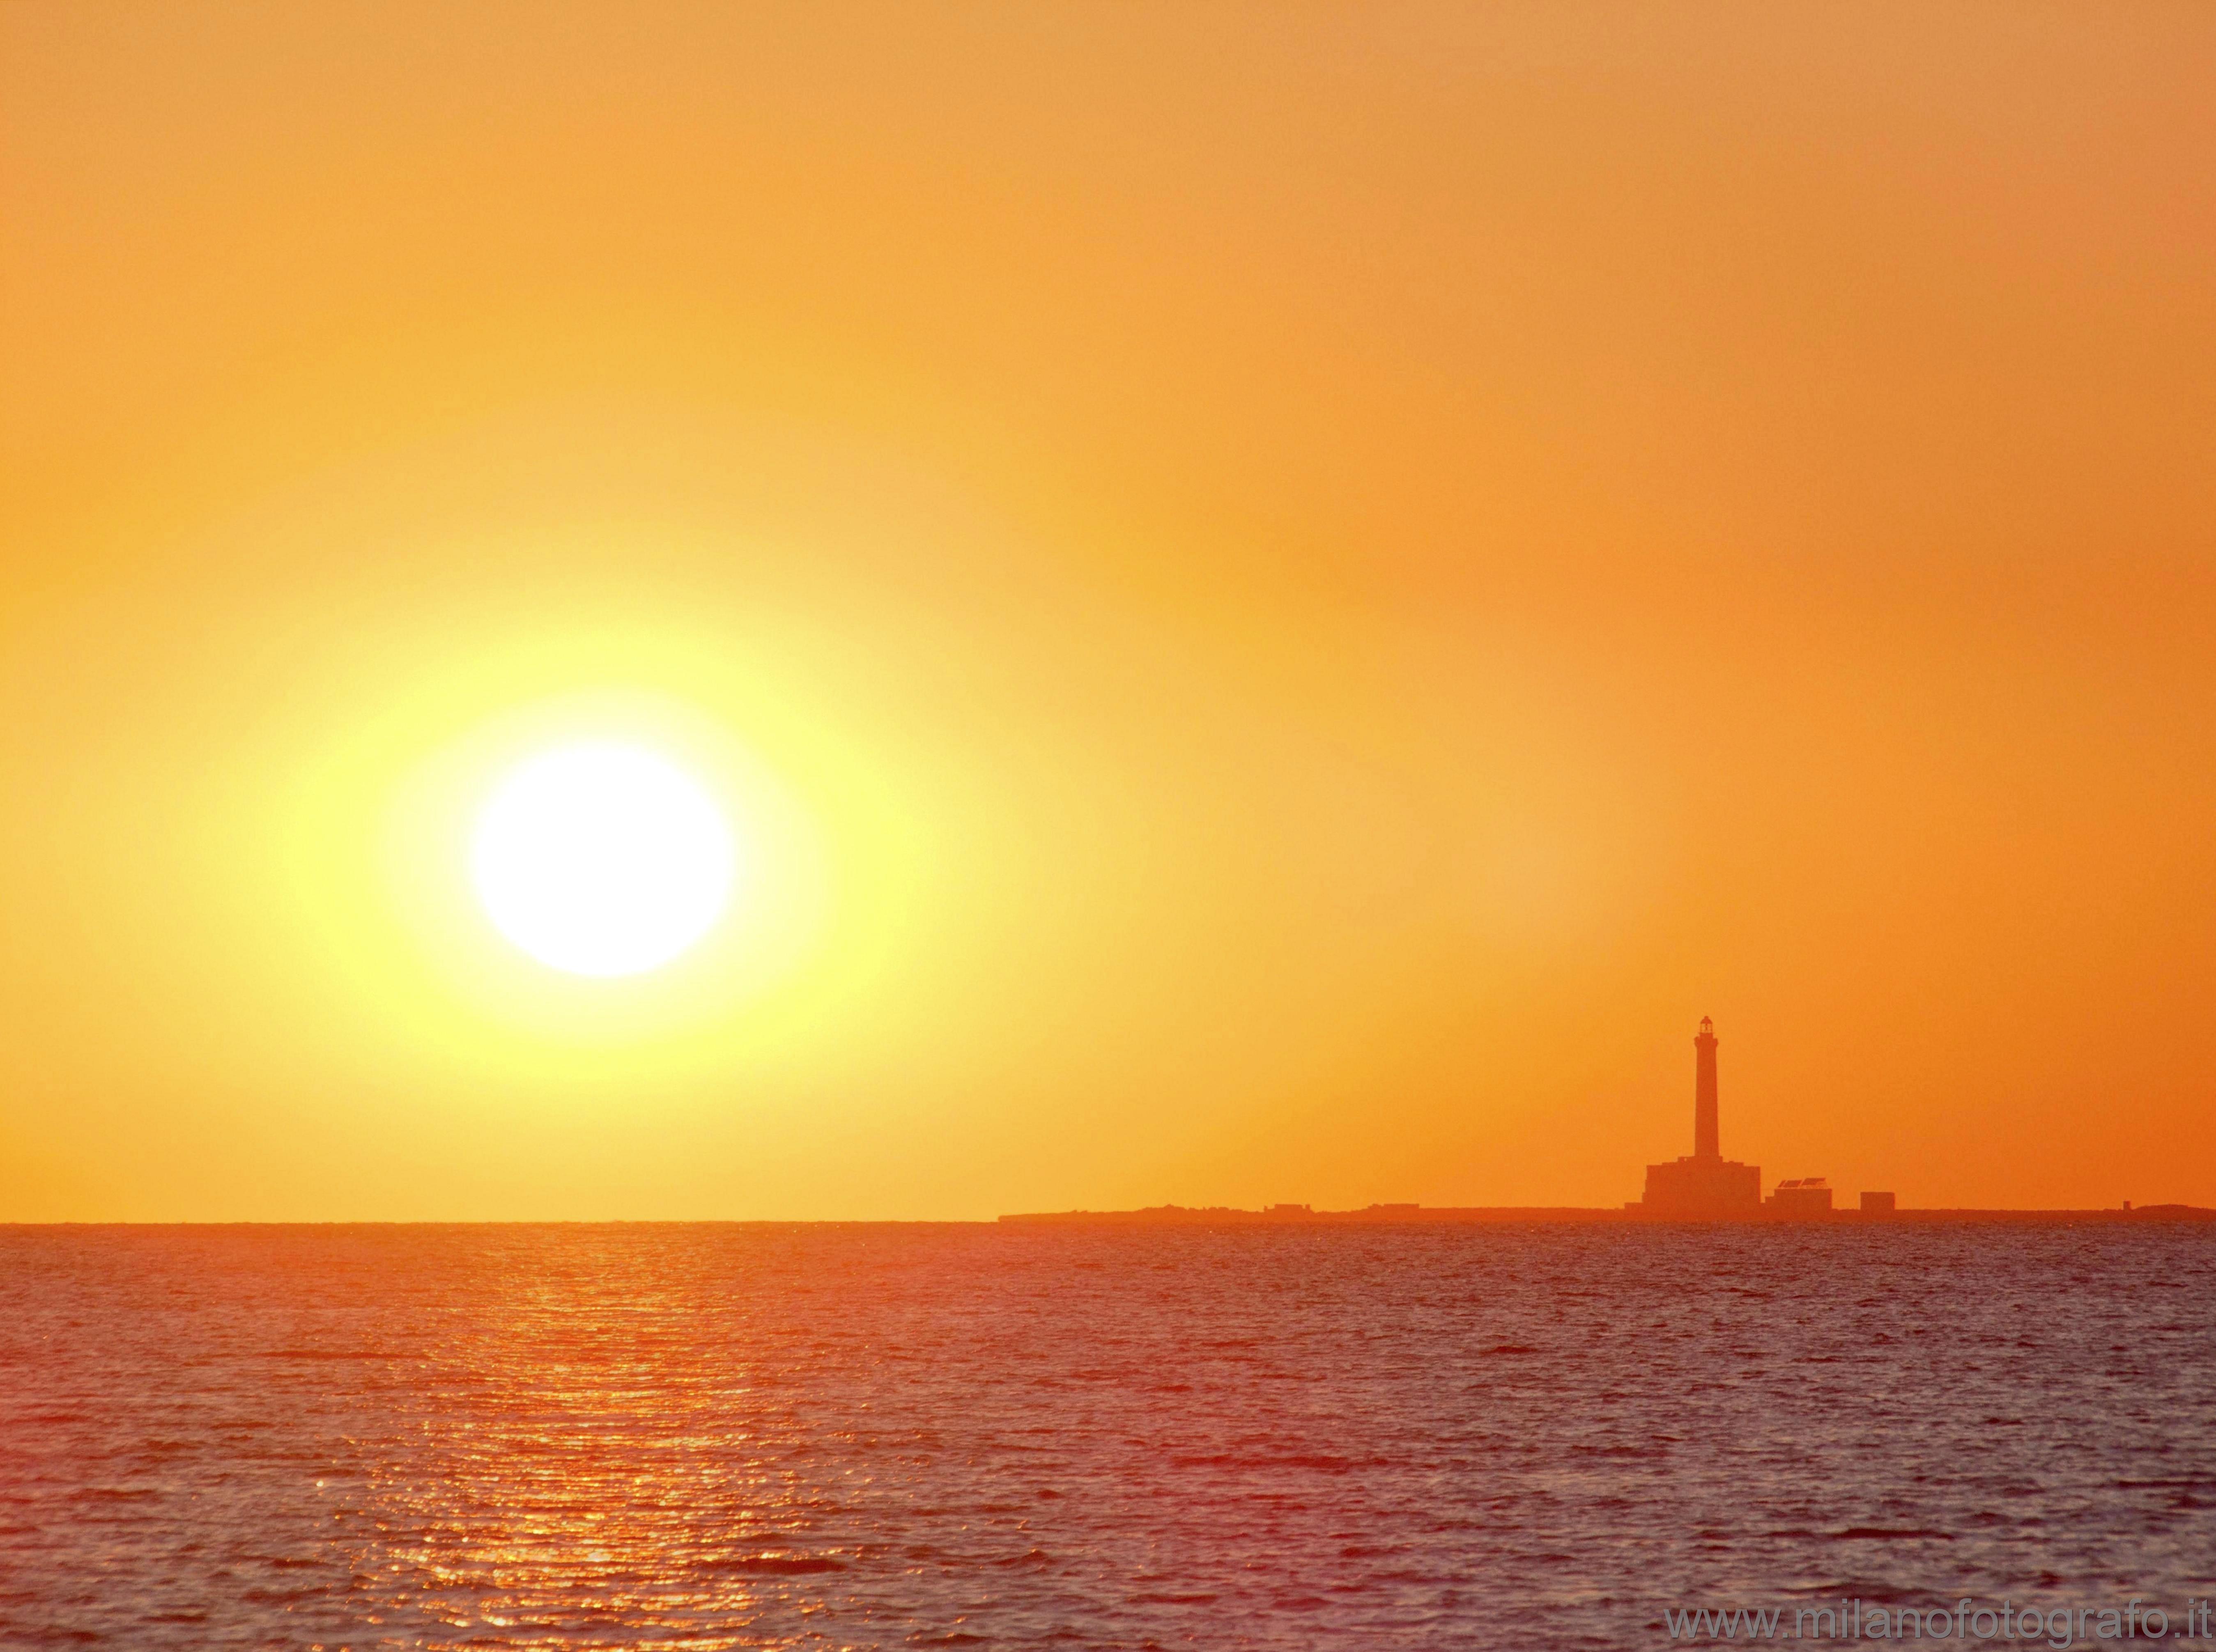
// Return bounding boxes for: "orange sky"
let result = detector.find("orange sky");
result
[4,4,2214,1220]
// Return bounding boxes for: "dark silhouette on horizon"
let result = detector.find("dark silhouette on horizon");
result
[1637,1018,1900,1217]
[999,1018,2213,1225]
[1639,1017,1763,1214]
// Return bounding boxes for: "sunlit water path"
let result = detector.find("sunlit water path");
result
[2,1223,2211,1649]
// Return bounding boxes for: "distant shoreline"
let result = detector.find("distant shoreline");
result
[998,1203,2216,1225]
[2,1209,2209,1227]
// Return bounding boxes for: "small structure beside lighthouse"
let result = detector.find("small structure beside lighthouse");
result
[1640,1017,1762,1215]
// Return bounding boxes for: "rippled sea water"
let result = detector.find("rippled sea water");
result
[1,1222,2211,1649]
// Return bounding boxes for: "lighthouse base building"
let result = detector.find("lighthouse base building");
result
[1643,1153,1762,1214]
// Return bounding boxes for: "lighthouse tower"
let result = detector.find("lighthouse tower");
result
[1639,1017,1761,1215]
[1694,1015,1719,1159]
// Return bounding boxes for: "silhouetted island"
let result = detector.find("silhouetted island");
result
[1001,1018,2213,1225]
[1634,1016,1891,1217]
[998,1204,2212,1224]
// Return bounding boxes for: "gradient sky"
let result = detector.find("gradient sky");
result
[5,3,2214,1219]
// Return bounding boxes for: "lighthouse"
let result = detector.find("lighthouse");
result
[1639,1017,1761,1215]
[1694,1014,1719,1160]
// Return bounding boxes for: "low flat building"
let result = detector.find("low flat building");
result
[1765,1176,1833,1216]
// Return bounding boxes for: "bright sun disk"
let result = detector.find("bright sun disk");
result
[471,744,737,977]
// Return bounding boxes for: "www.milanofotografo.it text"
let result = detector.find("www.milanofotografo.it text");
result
[1659,1597,2215,1644]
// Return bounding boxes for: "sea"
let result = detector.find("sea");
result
[1,1221,2211,1650]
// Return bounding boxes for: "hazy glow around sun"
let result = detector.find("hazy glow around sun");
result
[471,744,738,977]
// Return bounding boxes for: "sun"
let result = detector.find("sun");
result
[471,744,738,977]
